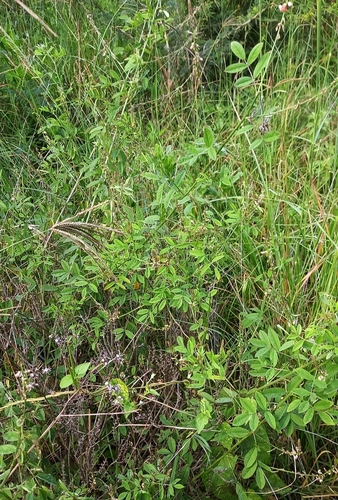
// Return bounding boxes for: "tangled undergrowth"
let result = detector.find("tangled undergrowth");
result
[1,0,338,499]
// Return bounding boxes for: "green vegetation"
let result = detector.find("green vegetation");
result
[0,0,337,498]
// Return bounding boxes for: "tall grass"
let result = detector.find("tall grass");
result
[0,1,337,498]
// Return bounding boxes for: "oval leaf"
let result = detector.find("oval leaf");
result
[144,215,160,225]
[291,413,305,427]
[168,437,176,454]
[295,368,314,381]
[235,76,253,88]
[231,41,246,60]
[244,447,258,468]
[249,138,263,150]
[264,411,276,429]
[256,466,266,490]
[3,431,19,442]
[60,374,74,389]
[74,362,91,378]
[303,407,314,425]
[255,392,267,411]
[233,413,250,426]
[249,413,259,431]
[203,126,214,148]
[207,146,217,160]
[263,131,280,143]
[196,413,209,434]
[287,399,301,412]
[227,427,250,438]
[313,399,333,411]
[0,445,17,455]
[253,51,271,78]
[236,125,255,135]
[318,411,335,425]
[242,461,257,479]
[225,62,247,74]
[247,42,263,65]
[241,397,257,413]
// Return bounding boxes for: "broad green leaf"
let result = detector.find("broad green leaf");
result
[263,131,280,143]
[253,51,271,78]
[225,62,247,74]
[241,397,257,413]
[275,404,287,420]
[0,487,12,499]
[249,413,259,431]
[211,253,226,264]
[233,413,250,426]
[198,391,215,402]
[0,471,11,483]
[303,407,314,425]
[287,375,302,392]
[265,368,277,381]
[264,411,276,429]
[0,444,17,454]
[240,425,271,466]
[313,399,333,411]
[207,146,217,160]
[73,280,88,287]
[231,41,246,60]
[187,374,205,389]
[187,336,196,353]
[203,126,214,148]
[236,125,255,135]
[264,387,285,402]
[247,42,263,65]
[142,172,159,180]
[235,76,253,88]
[242,461,257,479]
[215,422,233,449]
[227,427,250,438]
[173,484,185,490]
[168,437,176,453]
[74,362,90,378]
[249,138,263,150]
[88,283,98,293]
[318,411,335,425]
[144,215,160,225]
[255,392,267,411]
[279,413,290,430]
[287,399,301,412]
[196,413,209,434]
[293,388,311,397]
[292,339,304,352]
[313,378,327,389]
[60,374,74,389]
[258,330,271,346]
[269,349,278,367]
[298,401,310,414]
[36,472,58,486]
[290,413,305,427]
[244,447,258,468]
[255,466,266,490]
[285,420,295,437]
[267,328,281,351]
[236,483,250,500]
[280,340,294,351]
[135,492,151,500]
[3,431,19,442]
